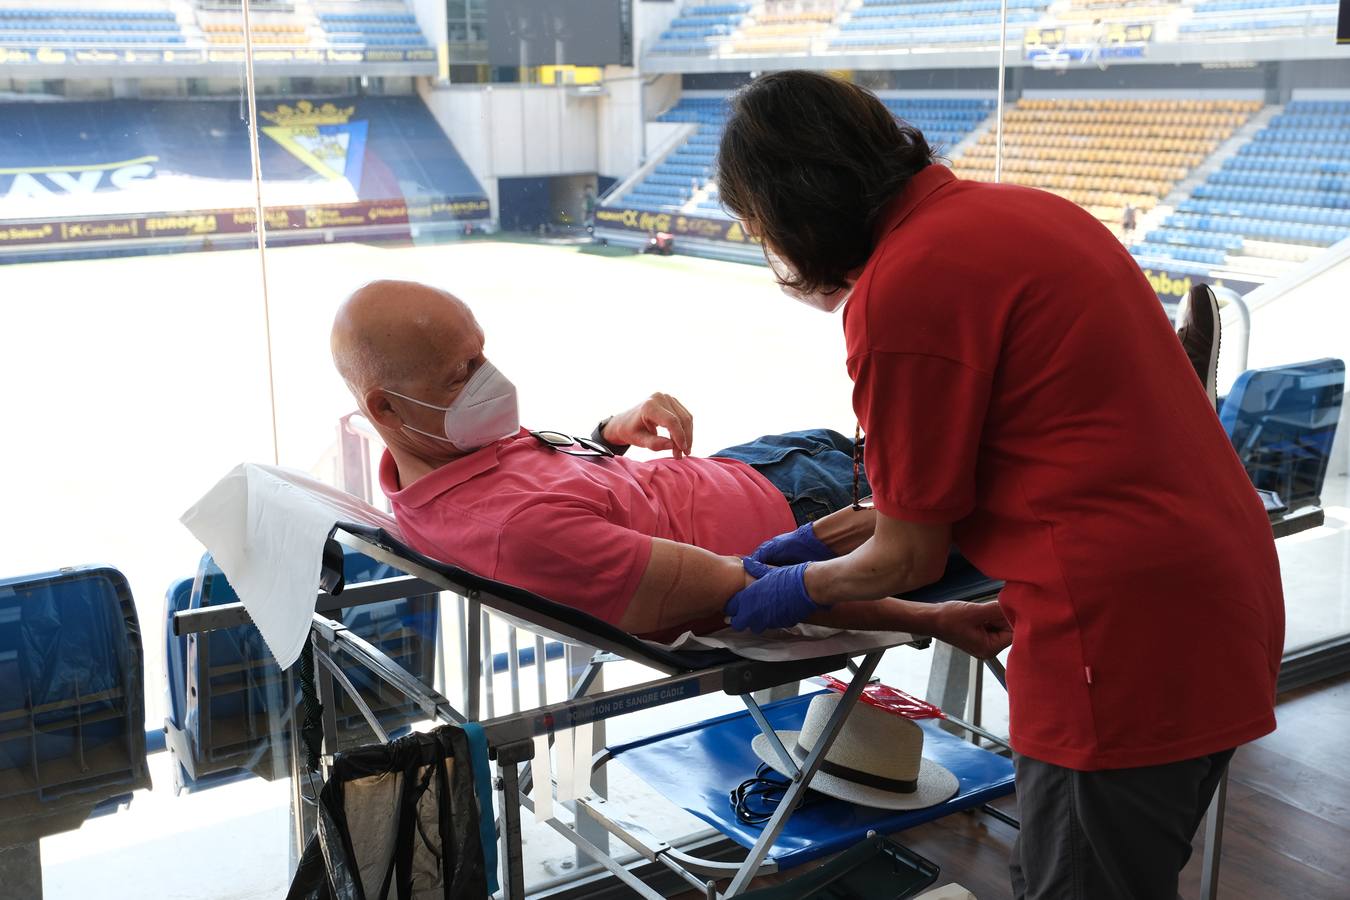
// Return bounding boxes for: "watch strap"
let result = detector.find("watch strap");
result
[591,417,630,456]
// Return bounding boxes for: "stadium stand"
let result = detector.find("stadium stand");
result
[651,1,752,55]
[0,96,487,251]
[950,98,1262,238]
[0,4,185,46]
[612,94,994,218]
[1052,0,1181,23]
[831,0,1047,51]
[316,0,429,47]
[1178,0,1339,38]
[1138,99,1350,276]
[729,1,839,55]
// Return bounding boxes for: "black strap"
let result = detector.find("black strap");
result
[795,740,917,794]
[297,638,325,773]
[591,417,630,456]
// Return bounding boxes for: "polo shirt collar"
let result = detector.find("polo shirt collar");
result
[872,164,957,244]
[379,432,522,509]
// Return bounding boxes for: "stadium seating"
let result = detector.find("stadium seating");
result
[316,1,429,47]
[951,98,1261,236]
[0,6,185,46]
[0,566,151,846]
[0,96,488,225]
[164,547,437,791]
[831,0,1046,51]
[651,1,751,54]
[612,95,995,218]
[1138,99,1350,275]
[1179,0,1338,37]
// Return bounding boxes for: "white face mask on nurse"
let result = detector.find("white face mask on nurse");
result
[763,246,853,314]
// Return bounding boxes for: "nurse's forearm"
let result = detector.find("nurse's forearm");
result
[803,513,951,605]
[809,505,876,555]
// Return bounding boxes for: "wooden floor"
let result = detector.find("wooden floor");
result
[693,673,1350,899]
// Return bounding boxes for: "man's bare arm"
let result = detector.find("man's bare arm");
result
[616,538,750,634]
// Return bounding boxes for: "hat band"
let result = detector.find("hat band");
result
[794,740,917,794]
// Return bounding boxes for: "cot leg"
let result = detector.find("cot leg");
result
[467,593,482,720]
[926,642,972,738]
[724,651,884,897]
[1200,766,1228,900]
[497,741,533,899]
[0,842,41,900]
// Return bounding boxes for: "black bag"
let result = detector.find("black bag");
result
[286,725,490,900]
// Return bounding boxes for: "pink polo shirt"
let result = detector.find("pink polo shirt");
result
[379,430,797,625]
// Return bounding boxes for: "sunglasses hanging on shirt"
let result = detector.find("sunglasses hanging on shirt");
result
[530,430,615,458]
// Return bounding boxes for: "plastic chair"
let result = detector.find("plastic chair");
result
[1220,359,1345,511]
[163,545,439,793]
[0,565,151,845]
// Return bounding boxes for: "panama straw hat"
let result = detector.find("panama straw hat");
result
[751,693,959,811]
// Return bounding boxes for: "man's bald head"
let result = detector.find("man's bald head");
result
[331,279,482,403]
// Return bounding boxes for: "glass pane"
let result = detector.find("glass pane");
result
[0,4,297,897]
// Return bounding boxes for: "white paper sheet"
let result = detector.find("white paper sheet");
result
[180,462,913,670]
[180,463,401,669]
[532,734,553,822]
[572,722,593,798]
[555,725,576,803]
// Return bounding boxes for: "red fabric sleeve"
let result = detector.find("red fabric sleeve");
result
[493,501,654,626]
[851,350,993,524]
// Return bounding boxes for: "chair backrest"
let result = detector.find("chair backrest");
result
[0,565,150,845]
[164,546,439,792]
[1219,358,1345,510]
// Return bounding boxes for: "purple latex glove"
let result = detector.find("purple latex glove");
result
[749,521,837,566]
[724,558,828,634]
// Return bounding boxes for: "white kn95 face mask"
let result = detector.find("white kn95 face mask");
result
[386,361,520,451]
[764,247,852,313]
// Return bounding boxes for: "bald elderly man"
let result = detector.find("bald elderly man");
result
[331,279,1011,653]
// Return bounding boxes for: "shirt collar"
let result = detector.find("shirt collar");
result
[379,431,524,509]
[871,164,957,245]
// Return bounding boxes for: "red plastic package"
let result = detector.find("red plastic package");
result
[821,675,946,720]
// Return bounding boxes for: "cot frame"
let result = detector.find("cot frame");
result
[174,507,1323,898]
[175,525,1008,899]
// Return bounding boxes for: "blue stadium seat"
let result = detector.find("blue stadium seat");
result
[0,566,151,845]
[163,547,439,793]
[1220,359,1345,511]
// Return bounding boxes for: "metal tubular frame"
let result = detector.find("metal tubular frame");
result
[173,529,943,898]
[178,510,1321,897]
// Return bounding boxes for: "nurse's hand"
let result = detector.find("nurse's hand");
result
[724,558,829,633]
[750,522,837,566]
[930,601,1012,659]
[604,392,694,458]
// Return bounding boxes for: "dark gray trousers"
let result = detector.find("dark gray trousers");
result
[1010,749,1235,900]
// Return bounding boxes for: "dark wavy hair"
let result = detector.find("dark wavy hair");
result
[717,71,935,296]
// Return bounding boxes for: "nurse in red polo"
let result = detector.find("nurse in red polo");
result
[718,72,1284,900]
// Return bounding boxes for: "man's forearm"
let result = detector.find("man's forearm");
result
[805,596,941,633]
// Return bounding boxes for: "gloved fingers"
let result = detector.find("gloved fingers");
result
[742,556,773,579]
[749,536,783,564]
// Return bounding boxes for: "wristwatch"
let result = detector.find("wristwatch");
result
[591,417,630,456]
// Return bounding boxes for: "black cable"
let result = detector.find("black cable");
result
[729,763,820,826]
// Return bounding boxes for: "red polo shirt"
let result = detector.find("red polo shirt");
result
[845,164,1284,770]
